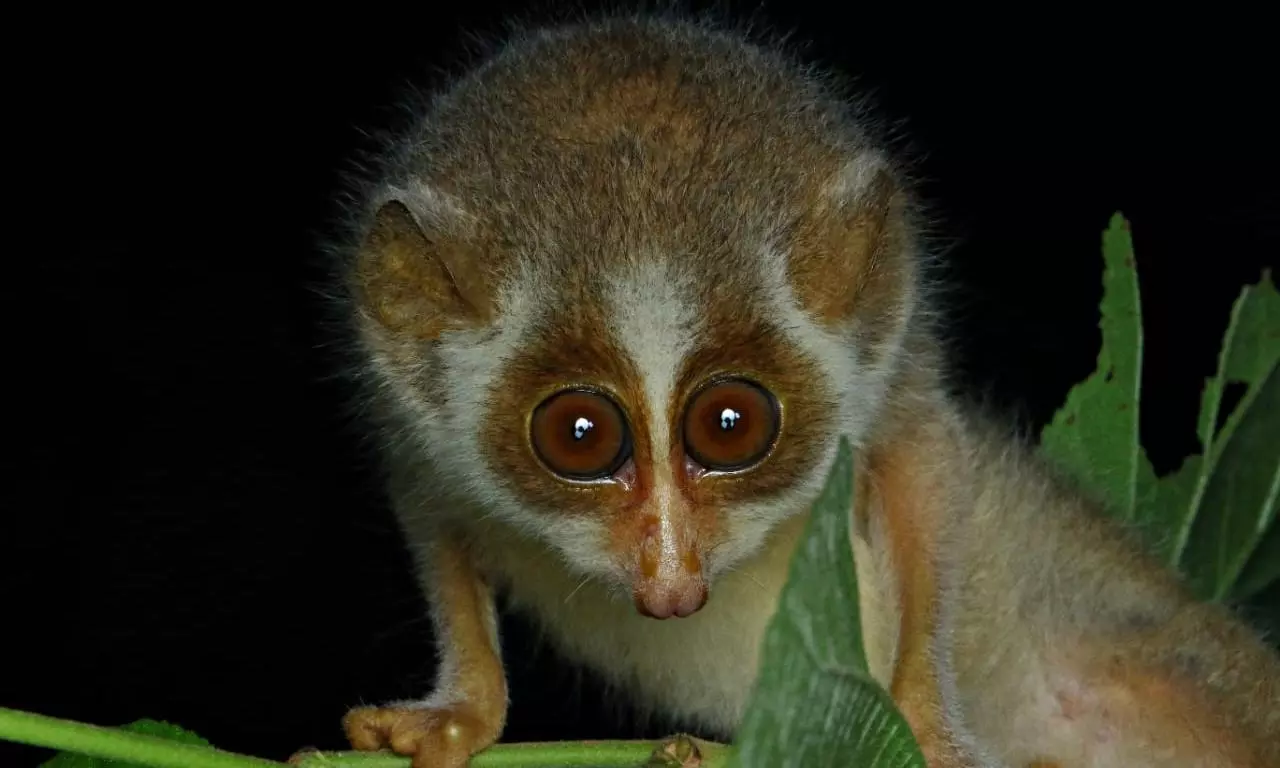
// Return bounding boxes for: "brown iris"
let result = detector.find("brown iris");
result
[530,389,631,481]
[683,378,779,471]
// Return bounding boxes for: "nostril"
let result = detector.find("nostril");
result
[634,588,675,619]
[674,582,709,617]
[634,577,708,620]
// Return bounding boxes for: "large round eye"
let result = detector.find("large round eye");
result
[530,389,631,481]
[683,379,779,472]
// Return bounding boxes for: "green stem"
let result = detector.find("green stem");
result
[294,738,732,767]
[0,707,282,768]
[295,741,663,767]
[0,705,731,768]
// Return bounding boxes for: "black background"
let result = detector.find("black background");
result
[7,3,1278,766]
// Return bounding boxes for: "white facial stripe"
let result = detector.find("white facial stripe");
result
[756,235,909,447]
[605,258,700,462]
[425,267,541,509]
[756,244,868,441]
[422,262,620,574]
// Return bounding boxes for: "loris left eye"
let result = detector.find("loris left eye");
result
[530,389,632,481]
[683,378,780,472]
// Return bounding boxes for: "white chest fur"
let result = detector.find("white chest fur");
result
[469,506,902,736]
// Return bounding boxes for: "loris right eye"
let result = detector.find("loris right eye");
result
[683,378,780,472]
[530,389,632,481]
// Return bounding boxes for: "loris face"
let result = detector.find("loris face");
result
[349,23,915,619]
[478,253,850,619]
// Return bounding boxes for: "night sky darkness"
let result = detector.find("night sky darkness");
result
[7,4,1277,766]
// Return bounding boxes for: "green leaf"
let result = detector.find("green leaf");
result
[0,707,278,768]
[1040,213,1158,525]
[38,719,213,768]
[114,721,211,747]
[728,438,926,768]
[1169,268,1280,599]
[1036,215,1278,601]
[1177,335,1280,599]
[1234,500,1280,601]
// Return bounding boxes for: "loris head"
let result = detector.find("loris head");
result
[346,17,920,619]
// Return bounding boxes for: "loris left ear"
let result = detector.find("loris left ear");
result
[351,182,495,340]
[787,151,914,345]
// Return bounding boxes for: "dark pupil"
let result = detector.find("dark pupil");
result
[718,407,742,431]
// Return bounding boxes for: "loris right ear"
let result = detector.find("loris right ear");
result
[351,184,494,339]
[788,152,914,347]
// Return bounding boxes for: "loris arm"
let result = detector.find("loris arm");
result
[344,528,508,768]
[858,391,977,768]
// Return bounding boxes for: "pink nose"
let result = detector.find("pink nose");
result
[633,579,708,619]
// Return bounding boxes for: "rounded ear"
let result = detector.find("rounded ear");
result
[788,152,914,346]
[351,184,494,339]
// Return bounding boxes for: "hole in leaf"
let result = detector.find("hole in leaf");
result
[1215,381,1247,434]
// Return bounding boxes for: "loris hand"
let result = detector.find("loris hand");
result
[341,530,507,767]
[344,703,502,768]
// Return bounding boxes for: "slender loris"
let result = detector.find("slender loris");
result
[333,14,1280,768]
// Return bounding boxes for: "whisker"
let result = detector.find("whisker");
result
[743,570,768,592]
[564,574,593,604]
[716,561,770,594]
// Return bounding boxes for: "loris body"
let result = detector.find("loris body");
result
[334,15,1280,768]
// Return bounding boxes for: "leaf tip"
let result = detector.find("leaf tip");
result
[1258,267,1275,292]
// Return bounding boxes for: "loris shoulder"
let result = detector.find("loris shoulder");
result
[329,13,1280,768]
